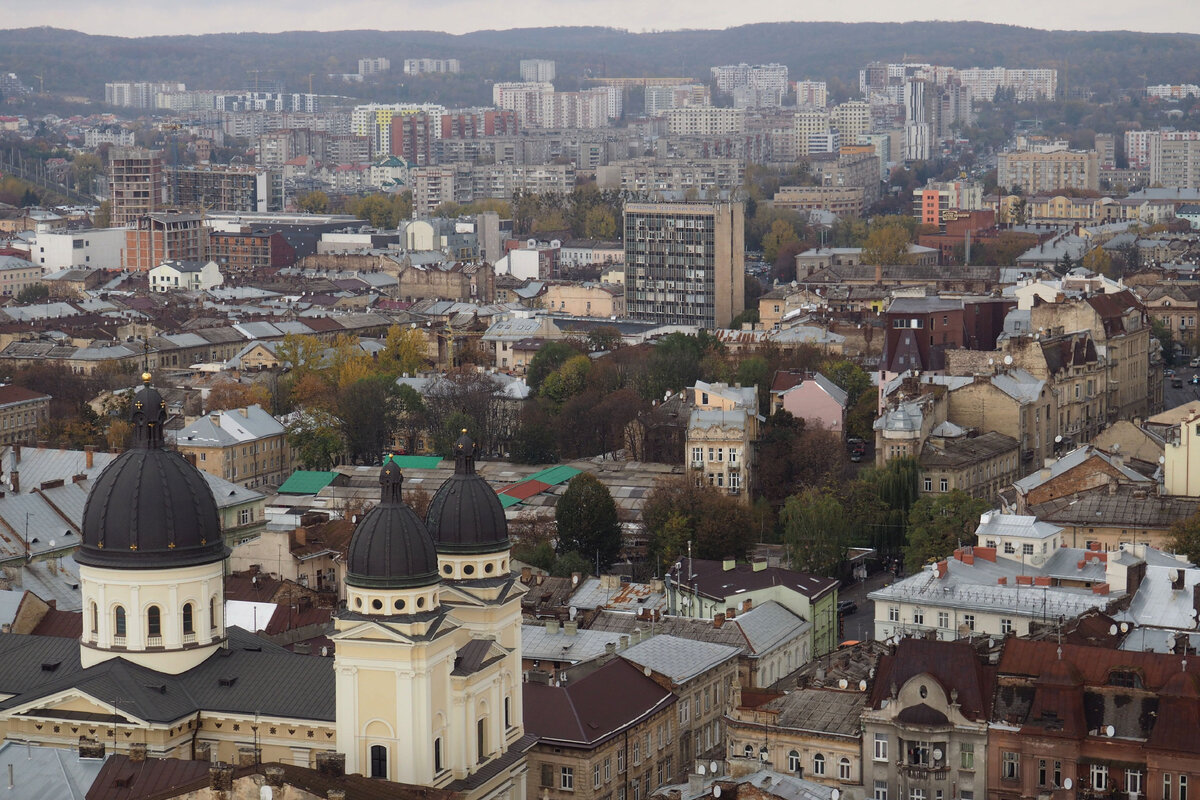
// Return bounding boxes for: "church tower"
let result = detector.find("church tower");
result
[425,432,526,754]
[76,374,229,673]
[333,459,458,783]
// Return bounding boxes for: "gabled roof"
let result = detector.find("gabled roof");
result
[619,634,740,684]
[681,559,838,602]
[523,658,675,747]
[870,638,994,720]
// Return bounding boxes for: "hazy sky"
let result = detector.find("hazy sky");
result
[7,0,1200,37]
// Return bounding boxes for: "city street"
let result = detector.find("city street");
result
[837,570,894,643]
[1163,367,1200,411]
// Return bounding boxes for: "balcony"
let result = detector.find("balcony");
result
[183,632,197,645]
[147,635,163,648]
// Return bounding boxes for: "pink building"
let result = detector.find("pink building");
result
[769,370,848,434]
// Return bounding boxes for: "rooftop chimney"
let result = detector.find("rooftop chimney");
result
[714,613,726,629]
[315,751,346,778]
[129,743,147,763]
[209,763,234,792]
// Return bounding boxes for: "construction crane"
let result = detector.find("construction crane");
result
[161,123,183,207]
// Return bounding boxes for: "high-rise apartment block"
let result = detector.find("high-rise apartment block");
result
[402,58,460,75]
[1127,129,1200,169]
[710,63,789,108]
[519,59,556,83]
[957,67,1057,102]
[644,84,711,117]
[1149,137,1200,189]
[390,113,434,166]
[104,81,185,109]
[108,147,165,228]
[168,166,281,213]
[491,82,617,128]
[794,80,828,108]
[351,103,446,156]
[624,202,745,330]
[358,57,391,77]
[831,100,871,144]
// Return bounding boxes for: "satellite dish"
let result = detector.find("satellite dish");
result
[698,764,707,775]
[1064,779,1073,790]
[1106,724,1115,737]
[838,678,848,689]
[1055,435,1062,444]
[859,679,867,691]
[932,748,943,761]
[644,666,652,677]
[987,358,994,365]
[1170,569,1181,582]
[261,786,274,800]
[714,787,722,799]
[1109,624,1118,636]
[569,606,578,620]
[710,762,718,774]
[1120,622,1129,633]
[1161,456,1167,464]
[832,790,841,800]
[1004,354,1013,365]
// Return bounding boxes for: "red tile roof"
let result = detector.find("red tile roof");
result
[0,385,50,405]
[870,638,994,720]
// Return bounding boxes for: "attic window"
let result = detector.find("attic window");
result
[1107,670,1142,689]
[40,661,61,672]
[219,676,238,687]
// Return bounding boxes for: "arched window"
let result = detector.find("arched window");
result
[813,753,826,776]
[114,606,126,638]
[788,750,801,772]
[210,596,218,631]
[90,602,98,634]
[434,738,444,773]
[743,745,754,759]
[370,745,388,779]
[147,606,161,638]
[838,757,852,781]
[182,603,194,636]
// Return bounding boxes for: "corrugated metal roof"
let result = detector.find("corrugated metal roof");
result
[525,465,582,486]
[385,455,444,469]
[498,479,551,501]
[279,470,338,495]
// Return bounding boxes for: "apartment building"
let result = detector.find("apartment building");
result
[402,58,460,74]
[685,381,759,502]
[519,59,556,83]
[624,202,744,329]
[0,385,50,446]
[997,149,1100,194]
[168,166,280,213]
[1148,137,1200,189]
[664,107,746,137]
[173,404,292,490]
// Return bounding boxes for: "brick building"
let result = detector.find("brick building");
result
[123,212,205,271]
[207,229,296,270]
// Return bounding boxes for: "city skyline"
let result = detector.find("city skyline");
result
[4,0,1200,38]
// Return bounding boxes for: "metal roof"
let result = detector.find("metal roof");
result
[619,634,740,684]
[278,470,339,495]
[0,740,107,799]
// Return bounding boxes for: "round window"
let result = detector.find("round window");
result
[394,599,406,611]
[417,596,426,609]
[484,562,494,574]
[463,564,475,576]
[372,599,383,611]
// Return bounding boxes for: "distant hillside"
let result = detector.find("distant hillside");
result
[1,23,1198,104]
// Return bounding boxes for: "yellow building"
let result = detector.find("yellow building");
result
[541,282,626,318]
[0,380,529,800]
[686,381,759,501]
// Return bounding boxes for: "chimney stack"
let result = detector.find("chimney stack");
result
[315,751,346,778]
[84,445,94,469]
[714,613,726,629]
[129,743,147,763]
[209,763,234,792]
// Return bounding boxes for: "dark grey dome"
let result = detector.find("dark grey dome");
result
[346,460,439,589]
[76,380,226,570]
[426,432,509,556]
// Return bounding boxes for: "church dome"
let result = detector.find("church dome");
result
[426,432,509,555]
[346,459,439,589]
[76,376,226,570]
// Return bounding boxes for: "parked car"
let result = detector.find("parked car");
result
[1174,377,1185,388]
[1190,356,1200,368]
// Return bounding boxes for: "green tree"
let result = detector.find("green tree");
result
[338,374,401,464]
[555,473,622,570]
[903,490,990,572]
[286,410,344,470]
[276,333,324,378]
[70,152,102,196]
[550,551,595,578]
[820,359,872,406]
[540,354,591,405]
[642,476,757,562]
[92,200,111,228]
[348,193,406,229]
[296,190,329,214]
[781,487,849,576]
[527,340,580,394]
[16,284,49,304]
[1152,318,1177,367]
[1169,513,1200,563]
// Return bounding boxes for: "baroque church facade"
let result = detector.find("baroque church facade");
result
[0,377,529,800]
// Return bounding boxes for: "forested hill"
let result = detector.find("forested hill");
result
[1,22,1198,105]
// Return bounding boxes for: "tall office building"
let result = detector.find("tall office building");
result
[624,202,745,329]
[108,147,164,228]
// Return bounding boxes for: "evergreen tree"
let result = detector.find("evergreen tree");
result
[555,473,622,570]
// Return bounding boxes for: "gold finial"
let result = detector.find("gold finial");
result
[141,371,152,385]
[461,428,468,434]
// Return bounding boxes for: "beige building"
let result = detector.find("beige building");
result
[0,385,50,446]
[173,405,292,489]
[686,381,759,501]
[918,429,1020,501]
[542,282,626,317]
[946,372,1057,468]
[997,149,1100,194]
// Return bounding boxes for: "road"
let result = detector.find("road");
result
[1164,366,1200,410]
[836,570,894,643]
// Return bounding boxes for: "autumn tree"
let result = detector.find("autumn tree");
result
[337,375,402,464]
[762,218,801,264]
[379,325,429,377]
[287,409,344,470]
[861,222,912,265]
[642,476,757,563]
[296,190,329,214]
[206,380,271,413]
[1168,512,1200,564]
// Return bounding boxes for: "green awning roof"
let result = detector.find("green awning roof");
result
[385,455,445,469]
[278,470,338,495]
[498,493,524,508]
[525,465,583,486]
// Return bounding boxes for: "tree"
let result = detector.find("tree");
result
[761,218,801,264]
[206,380,271,413]
[1168,512,1200,564]
[347,193,410,229]
[276,333,324,378]
[70,153,103,196]
[16,284,49,304]
[550,551,595,578]
[642,476,757,562]
[781,487,849,576]
[1082,246,1117,278]
[527,340,579,394]
[555,473,622,570]
[287,410,344,470]
[583,206,617,239]
[587,326,623,353]
[380,325,428,377]
[92,201,111,228]
[861,222,911,265]
[296,190,329,214]
[510,404,559,464]
[903,490,990,572]
[539,354,591,405]
[337,374,401,464]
